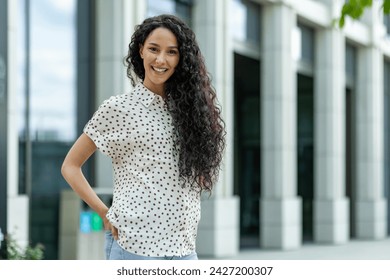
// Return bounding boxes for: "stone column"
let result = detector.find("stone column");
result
[355,46,387,238]
[193,0,240,257]
[6,0,29,248]
[260,2,301,249]
[94,0,146,189]
[354,0,387,239]
[314,24,349,243]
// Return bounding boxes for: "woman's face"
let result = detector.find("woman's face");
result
[139,27,180,96]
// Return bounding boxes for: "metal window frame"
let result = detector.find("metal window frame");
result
[77,0,96,185]
[0,0,8,244]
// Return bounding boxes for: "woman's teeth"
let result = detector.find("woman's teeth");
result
[153,67,167,72]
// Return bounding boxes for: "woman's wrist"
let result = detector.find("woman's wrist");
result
[97,206,109,220]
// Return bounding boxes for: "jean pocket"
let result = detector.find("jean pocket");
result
[104,230,114,259]
[181,251,198,260]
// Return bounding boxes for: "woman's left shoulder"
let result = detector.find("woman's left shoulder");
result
[106,92,136,111]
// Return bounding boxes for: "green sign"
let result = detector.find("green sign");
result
[91,212,103,231]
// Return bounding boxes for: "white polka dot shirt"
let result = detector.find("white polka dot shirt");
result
[84,83,201,257]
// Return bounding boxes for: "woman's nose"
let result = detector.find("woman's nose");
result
[155,53,166,64]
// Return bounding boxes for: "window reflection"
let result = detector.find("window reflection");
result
[17,0,27,141]
[294,24,314,66]
[231,0,260,45]
[17,0,27,195]
[346,43,357,87]
[148,0,175,15]
[147,0,192,26]
[384,14,390,36]
[29,0,76,142]
[299,24,314,64]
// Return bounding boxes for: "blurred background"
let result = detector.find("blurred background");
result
[0,0,389,259]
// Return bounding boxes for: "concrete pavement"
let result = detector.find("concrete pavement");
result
[215,238,390,260]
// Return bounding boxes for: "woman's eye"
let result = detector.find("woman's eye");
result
[149,47,158,52]
[168,50,178,55]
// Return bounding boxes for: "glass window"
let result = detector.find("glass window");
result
[17,0,78,259]
[296,24,314,66]
[29,0,76,142]
[345,43,357,88]
[384,14,390,36]
[231,0,261,45]
[147,0,193,26]
[233,53,260,247]
[295,25,315,241]
[17,0,27,195]
[345,42,357,237]
[297,73,314,242]
[300,25,314,64]
[17,0,27,141]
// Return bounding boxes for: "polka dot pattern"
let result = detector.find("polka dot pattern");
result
[84,83,201,257]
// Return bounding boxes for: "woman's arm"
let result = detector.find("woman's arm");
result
[61,133,118,239]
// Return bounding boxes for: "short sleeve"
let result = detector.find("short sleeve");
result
[83,97,118,159]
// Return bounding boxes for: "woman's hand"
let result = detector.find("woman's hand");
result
[103,216,118,240]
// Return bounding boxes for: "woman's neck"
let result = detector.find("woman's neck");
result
[143,83,166,99]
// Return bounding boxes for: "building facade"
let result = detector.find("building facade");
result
[1,0,389,259]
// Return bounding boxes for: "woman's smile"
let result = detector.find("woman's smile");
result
[152,66,168,73]
[139,27,180,96]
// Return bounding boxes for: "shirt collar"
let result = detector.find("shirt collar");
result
[135,83,160,108]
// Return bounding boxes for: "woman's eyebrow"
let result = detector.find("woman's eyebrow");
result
[147,42,178,49]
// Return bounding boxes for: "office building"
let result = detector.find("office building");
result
[1,0,389,259]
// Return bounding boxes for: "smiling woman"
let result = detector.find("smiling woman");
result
[61,14,226,260]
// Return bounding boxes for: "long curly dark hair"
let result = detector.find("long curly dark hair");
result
[124,14,226,192]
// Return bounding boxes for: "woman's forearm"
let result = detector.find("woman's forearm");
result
[61,133,109,220]
[61,164,108,219]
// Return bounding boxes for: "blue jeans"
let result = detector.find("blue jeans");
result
[105,231,198,260]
